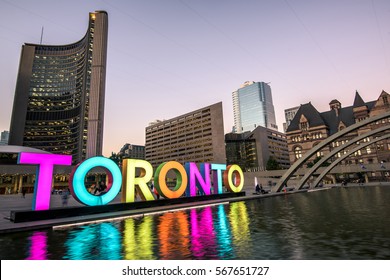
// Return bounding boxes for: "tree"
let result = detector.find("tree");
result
[266,156,281,170]
[109,152,123,166]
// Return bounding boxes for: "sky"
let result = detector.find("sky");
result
[0,0,389,157]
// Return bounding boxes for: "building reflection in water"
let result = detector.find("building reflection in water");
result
[64,223,121,259]
[123,216,156,259]
[26,231,47,260]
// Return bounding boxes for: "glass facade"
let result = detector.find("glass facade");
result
[232,81,277,133]
[9,11,108,164]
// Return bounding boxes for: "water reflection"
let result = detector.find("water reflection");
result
[228,202,252,258]
[26,231,47,260]
[215,205,234,259]
[2,186,390,259]
[64,223,121,260]
[123,216,155,259]
[158,212,190,259]
[190,207,217,259]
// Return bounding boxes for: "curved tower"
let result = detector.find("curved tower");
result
[9,11,108,164]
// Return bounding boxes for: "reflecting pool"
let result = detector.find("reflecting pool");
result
[1,186,390,259]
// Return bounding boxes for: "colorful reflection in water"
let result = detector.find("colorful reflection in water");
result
[64,223,121,259]
[158,211,190,259]
[124,216,155,259]
[26,231,47,260]
[18,201,249,260]
[3,186,390,259]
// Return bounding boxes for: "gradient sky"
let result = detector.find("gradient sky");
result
[0,0,389,156]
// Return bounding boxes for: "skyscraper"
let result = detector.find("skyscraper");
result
[232,81,278,133]
[283,106,300,132]
[8,11,108,164]
[0,131,9,146]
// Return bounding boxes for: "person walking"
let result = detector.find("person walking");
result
[21,188,27,198]
[61,189,69,206]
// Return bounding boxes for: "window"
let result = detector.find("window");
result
[300,121,309,131]
[383,96,389,105]
[294,146,303,159]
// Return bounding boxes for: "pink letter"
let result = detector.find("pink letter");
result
[185,162,211,197]
[18,152,72,210]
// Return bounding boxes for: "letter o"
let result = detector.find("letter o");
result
[154,161,188,199]
[223,164,244,193]
[69,157,122,206]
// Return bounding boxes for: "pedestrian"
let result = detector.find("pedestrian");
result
[61,189,69,206]
[255,184,260,194]
[93,183,100,195]
[22,188,27,198]
[360,163,366,169]
[380,161,385,169]
[98,181,107,195]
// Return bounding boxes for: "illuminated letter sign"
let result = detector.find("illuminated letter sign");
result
[69,156,122,206]
[185,162,211,197]
[211,163,226,194]
[18,152,72,211]
[121,159,154,203]
[224,164,244,193]
[154,161,188,199]
[17,153,245,211]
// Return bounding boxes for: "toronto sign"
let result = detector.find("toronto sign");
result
[17,152,244,211]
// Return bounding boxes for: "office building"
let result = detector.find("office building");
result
[225,126,289,172]
[8,11,108,164]
[283,106,300,132]
[145,102,226,168]
[118,143,145,160]
[232,81,278,133]
[0,131,9,145]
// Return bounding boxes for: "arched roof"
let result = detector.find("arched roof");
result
[0,145,52,154]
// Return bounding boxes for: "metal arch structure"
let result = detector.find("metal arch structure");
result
[311,134,390,188]
[272,110,390,193]
[295,125,390,189]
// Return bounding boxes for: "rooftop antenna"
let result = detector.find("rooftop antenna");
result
[40,26,44,44]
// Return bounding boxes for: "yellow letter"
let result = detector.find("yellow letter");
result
[121,159,154,202]
[223,164,244,193]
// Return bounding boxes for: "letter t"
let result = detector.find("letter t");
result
[18,152,72,210]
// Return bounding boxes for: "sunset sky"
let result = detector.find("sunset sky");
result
[0,0,389,156]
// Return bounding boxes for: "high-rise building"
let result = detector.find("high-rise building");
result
[232,81,278,133]
[283,106,300,132]
[145,102,226,168]
[0,131,9,145]
[8,11,108,164]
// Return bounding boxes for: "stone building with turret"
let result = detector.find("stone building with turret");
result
[286,91,390,170]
